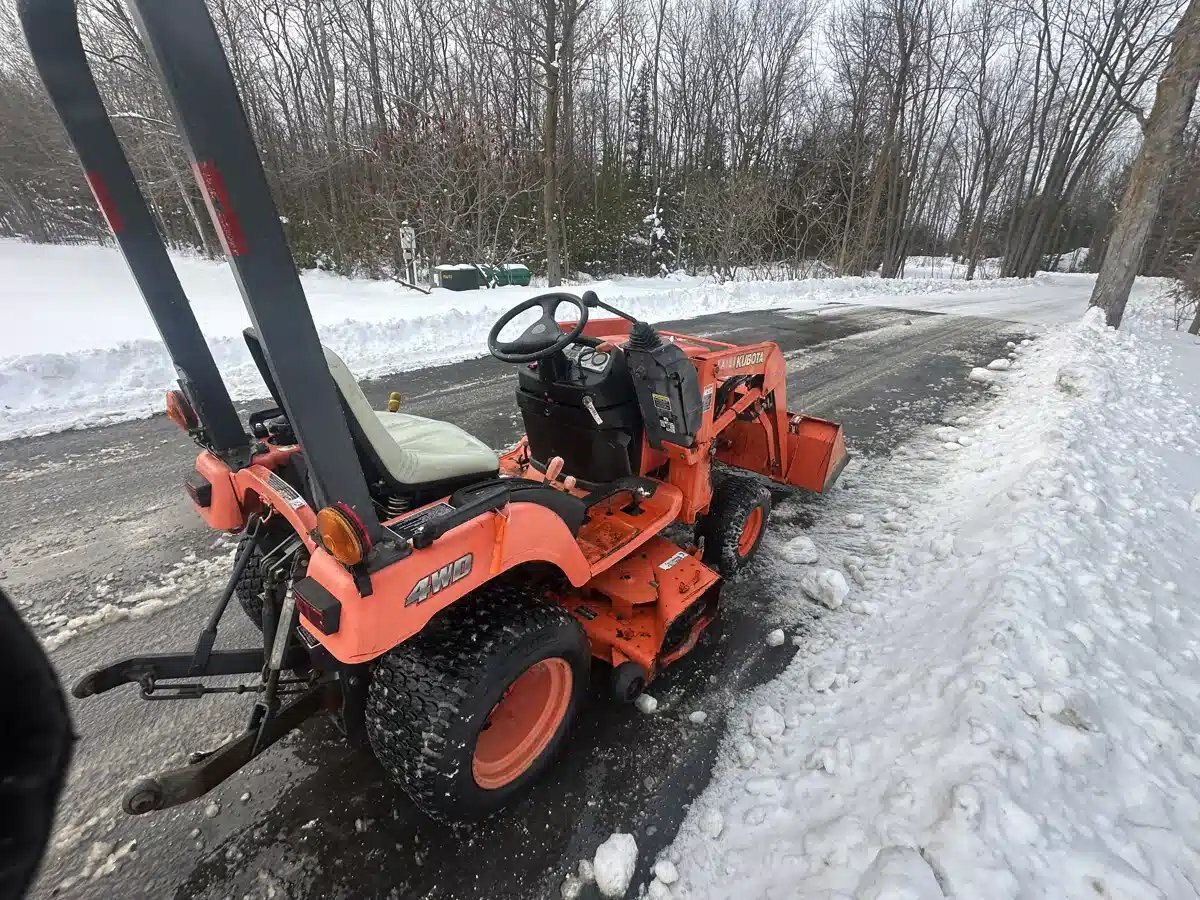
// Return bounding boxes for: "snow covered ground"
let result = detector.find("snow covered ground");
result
[0,240,1100,441]
[652,289,1200,898]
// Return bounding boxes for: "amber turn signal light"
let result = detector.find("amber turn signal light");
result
[317,504,368,566]
[166,389,198,431]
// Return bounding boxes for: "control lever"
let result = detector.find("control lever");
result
[582,395,604,425]
[543,456,577,493]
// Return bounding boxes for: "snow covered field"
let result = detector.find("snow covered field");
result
[0,240,1098,441]
[649,290,1200,899]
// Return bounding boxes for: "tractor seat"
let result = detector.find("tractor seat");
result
[322,347,499,486]
[241,328,498,491]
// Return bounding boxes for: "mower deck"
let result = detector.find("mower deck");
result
[570,535,721,677]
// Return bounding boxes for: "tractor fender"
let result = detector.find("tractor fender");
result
[191,451,243,531]
[232,463,320,544]
[302,502,590,664]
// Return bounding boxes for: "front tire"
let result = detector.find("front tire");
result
[366,584,589,822]
[700,475,772,577]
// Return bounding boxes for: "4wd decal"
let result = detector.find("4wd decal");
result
[719,350,765,370]
[405,553,473,606]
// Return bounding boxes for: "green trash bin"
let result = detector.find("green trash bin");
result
[492,263,532,287]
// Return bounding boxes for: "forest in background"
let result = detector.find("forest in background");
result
[1,0,1198,284]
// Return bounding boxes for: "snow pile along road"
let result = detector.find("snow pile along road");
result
[0,240,1095,441]
[656,293,1200,898]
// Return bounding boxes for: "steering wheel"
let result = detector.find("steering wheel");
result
[487,292,589,363]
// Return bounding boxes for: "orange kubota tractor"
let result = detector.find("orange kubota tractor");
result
[21,0,847,822]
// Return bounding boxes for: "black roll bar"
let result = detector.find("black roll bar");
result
[17,0,246,454]
[19,0,381,539]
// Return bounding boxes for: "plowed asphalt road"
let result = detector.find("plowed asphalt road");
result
[1,303,1030,899]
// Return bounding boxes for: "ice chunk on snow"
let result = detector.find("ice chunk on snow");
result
[736,740,757,766]
[781,534,819,564]
[698,808,724,838]
[765,628,786,647]
[647,879,672,900]
[987,358,1012,371]
[800,568,850,609]
[844,513,866,529]
[750,704,786,740]
[929,534,954,560]
[934,426,961,443]
[689,710,708,724]
[968,367,994,384]
[593,833,638,898]
[634,693,658,714]
[844,566,867,589]
[653,860,680,884]
[560,874,583,899]
[577,859,595,883]
[1190,491,1200,513]
[853,846,945,899]
[808,665,836,691]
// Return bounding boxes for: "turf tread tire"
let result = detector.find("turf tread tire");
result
[233,534,267,630]
[700,475,772,578]
[365,584,589,822]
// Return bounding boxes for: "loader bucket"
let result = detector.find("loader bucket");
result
[783,415,849,493]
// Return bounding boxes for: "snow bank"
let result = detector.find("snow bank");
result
[660,289,1200,898]
[0,240,1108,441]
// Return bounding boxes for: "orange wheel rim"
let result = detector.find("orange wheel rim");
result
[472,658,573,790]
[737,506,764,557]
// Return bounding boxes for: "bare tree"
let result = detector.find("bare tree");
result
[1,0,1193,284]
[1090,0,1200,326]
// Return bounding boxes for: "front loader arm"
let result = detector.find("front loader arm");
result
[700,342,848,493]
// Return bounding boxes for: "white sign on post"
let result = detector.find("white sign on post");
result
[397,226,418,287]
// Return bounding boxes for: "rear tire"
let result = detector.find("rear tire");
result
[234,525,297,631]
[233,534,268,630]
[366,584,589,822]
[700,475,772,577]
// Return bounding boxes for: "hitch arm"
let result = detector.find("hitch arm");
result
[122,680,341,815]
[72,647,308,699]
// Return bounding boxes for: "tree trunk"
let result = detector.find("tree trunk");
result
[543,36,562,286]
[1091,0,1200,327]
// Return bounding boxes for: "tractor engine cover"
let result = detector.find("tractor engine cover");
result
[625,325,703,449]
